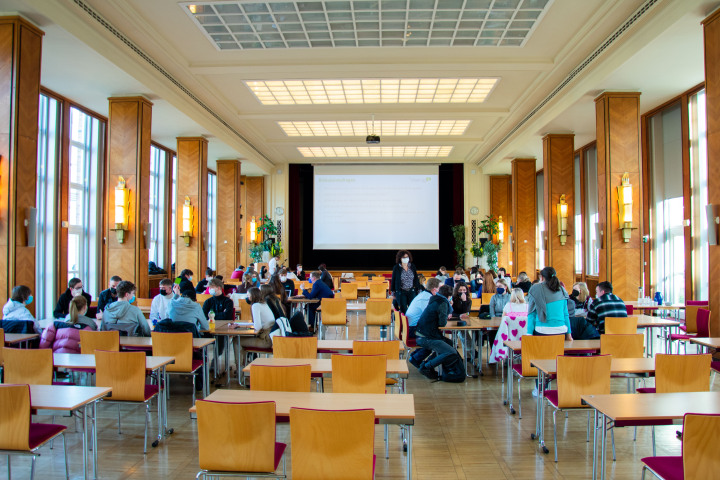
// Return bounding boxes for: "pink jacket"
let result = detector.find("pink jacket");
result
[40,323,92,354]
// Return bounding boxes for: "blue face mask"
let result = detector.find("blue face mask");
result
[496,287,505,295]
[25,295,33,306]
[130,295,136,304]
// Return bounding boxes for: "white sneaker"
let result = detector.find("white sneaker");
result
[531,388,538,397]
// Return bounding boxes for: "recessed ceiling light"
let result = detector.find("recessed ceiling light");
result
[247,78,498,105]
[279,120,470,136]
[297,146,453,158]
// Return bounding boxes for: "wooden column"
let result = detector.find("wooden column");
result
[243,176,264,263]
[176,137,208,278]
[0,17,42,307]
[703,11,720,335]
[489,175,512,275]
[511,158,537,278]
[216,159,242,277]
[106,96,152,296]
[595,92,642,301]
[542,134,575,286]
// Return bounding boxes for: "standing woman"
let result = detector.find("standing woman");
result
[391,250,420,314]
[526,266,573,340]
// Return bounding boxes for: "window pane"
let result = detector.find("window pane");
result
[171,155,178,271]
[689,90,708,301]
[149,145,167,268]
[536,172,544,270]
[574,152,582,274]
[207,172,217,270]
[584,146,599,276]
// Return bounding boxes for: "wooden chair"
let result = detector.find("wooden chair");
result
[0,385,69,480]
[340,282,359,302]
[272,337,322,391]
[239,300,253,321]
[470,298,482,317]
[356,276,370,283]
[600,334,645,358]
[331,354,386,394]
[79,330,120,354]
[318,298,348,340]
[353,340,402,393]
[482,292,494,305]
[680,304,704,334]
[510,335,565,418]
[364,298,393,341]
[0,328,3,368]
[95,350,160,453]
[543,355,612,462]
[289,408,375,480]
[135,298,153,308]
[196,400,286,479]
[399,312,417,351]
[196,293,212,305]
[641,413,720,480]
[604,316,638,334]
[151,332,204,404]
[670,308,711,353]
[368,282,388,300]
[250,364,312,392]
[3,348,54,385]
[393,310,402,342]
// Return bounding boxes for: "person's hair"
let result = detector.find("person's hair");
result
[109,275,122,283]
[296,264,302,269]
[236,265,245,270]
[243,271,257,284]
[247,286,264,304]
[116,280,136,299]
[489,270,497,279]
[597,281,613,295]
[205,268,215,277]
[269,274,288,302]
[452,281,469,300]
[455,267,465,275]
[517,272,530,283]
[181,288,197,301]
[573,282,590,302]
[280,267,288,275]
[425,277,442,291]
[510,288,526,304]
[417,273,426,285]
[437,266,447,275]
[215,275,223,281]
[482,272,496,293]
[438,284,453,298]
[540,267,561,292]
[159,278,173,287]
[68,295,88,324]
[209,278,224,290]
[246,266,256,273]
[498,267,506,274]
[68,278,82,289]
[310,271,322,280]
[395,250,412,264]
[261,284,286,317]
[11,285,32,303]
[470,266,480,279]
[318,263,327,271]
[180,269,193,278]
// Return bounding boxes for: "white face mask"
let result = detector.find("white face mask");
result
[401,257,409,264]
[188,276,193,282]
[280,276,287,282]
[297,267,302,272]
[208,288,217,296]
[71,288,83,297]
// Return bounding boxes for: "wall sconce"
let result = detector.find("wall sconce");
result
[617,173,634,242]
[181,196,194,246]
[557,194,568,246]
[497,216,504,242]
[111,176,129,244]
[250,216,257,242]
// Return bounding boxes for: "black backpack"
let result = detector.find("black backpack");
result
[439,354,466,383]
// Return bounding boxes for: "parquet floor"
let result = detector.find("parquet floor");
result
[4,313,715,479]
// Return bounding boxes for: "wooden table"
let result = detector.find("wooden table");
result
[317,339,405,354]
[635,314,681,356]
[120,337,215,397]
[289,297,320,324]
[30,385,111,480]
[243,357,409,380]
[202,321,257,386]
[53,353,175,444]
[582,392,720,480]
[688,337,720,351]
[4,332,39,346]
[189,390,416,480]
[441,317,502,376]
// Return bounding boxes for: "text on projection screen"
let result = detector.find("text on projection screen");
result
[313,165,439,250]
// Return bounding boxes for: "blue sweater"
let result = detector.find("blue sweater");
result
[302,279,335,300]
[527,299,570,334]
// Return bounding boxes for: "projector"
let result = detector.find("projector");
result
[366,134,380,144]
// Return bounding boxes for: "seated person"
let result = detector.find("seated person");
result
[489,280,511,317]
[278,268,295,295]
[502,288,529,319]
[287,264,305,281]
[444,271,465,289]
[318,264,334,290]
[570,282,593,313]
[167,287,209,332]
[3,285,40,332]
[415,285,456,379]
[236,271,259,294]
[54,277,92,318]
[97,275,122,312]
[236,287,276,369]
[468,266,483,293]
[202,278,234,320]
[176,269,194,293]
[150,279,174,323]
[586,281,626,334]
[405,277,442,338]
[41,296,95,353]
[195,268,215,294]
[497,267,513,291]
[435,266,449,283]
[299,270,334,332]
[451,282,472,317]
[417,274,427,292]
[230,265,245,280]
[514,272,532,293]
[102,281,151,336]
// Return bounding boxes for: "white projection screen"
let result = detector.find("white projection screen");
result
[313,164,439,250]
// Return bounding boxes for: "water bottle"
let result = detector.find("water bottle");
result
[638,287,643,303]
[654,292,663,306]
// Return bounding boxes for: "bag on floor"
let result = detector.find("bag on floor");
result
[440,354,466,383]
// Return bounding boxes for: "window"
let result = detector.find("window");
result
[536,172,545,270]
[689,89,708,301]
[207,172,217,270]
[574,152,582,274]
[584,145,599,276]
[36,94,60,319]
[171,154,178,271]
[68,107,104,297]
[149,145,168,268]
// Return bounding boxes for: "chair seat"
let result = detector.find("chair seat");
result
[641,456,683,480]
[679,325,687,332]
[273,442,286,471]
[143,384,160,401]
[637,387,656,394]
[711,361,720,373]
[244,347,273,353]
[615,418,672,427]
[544,389,559,407]
[29,423,67,449]
[406,338,417,348]
[669,333,696,341]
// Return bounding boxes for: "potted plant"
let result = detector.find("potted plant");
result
[255,215,283,261]
[472,215,503,271]
[451,224,466,268]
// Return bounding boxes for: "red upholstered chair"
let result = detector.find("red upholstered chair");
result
[669,308,711,353]
[680,301,709,332]
[625,304,634,315]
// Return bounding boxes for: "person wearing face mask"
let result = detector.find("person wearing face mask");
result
[451,282,472,317]
[150,279,175,323]
[195,268,215,294]
[53,277,93,319]
[300,271,335,332]
[3,285,40,332]
[391,250,420,314]
[435,266,449,283]
[202,278,234,320]
[287,264,305,281]
[278,268,295,294]
[236,271,259,294]
[489,280,511,318]
[40,296,95,354]
[176,269,194,293]
[497,267,513,291]
[97,275,122,313]
[101,280,151,336]
[444,272,464,289]
[230,265,245,280]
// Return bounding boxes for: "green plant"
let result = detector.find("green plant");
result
[255,215,283,257]
[248,242,264,262]
[451,224,466,268]
[472,215,503,269]
[482,240,503,272]
[478,215,501,237]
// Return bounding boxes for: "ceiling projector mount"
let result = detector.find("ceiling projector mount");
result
[366,113,380,144]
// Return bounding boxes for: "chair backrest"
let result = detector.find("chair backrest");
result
[135,298,153,307]
[80,330,120,355]
[0,328,4,366]
[393,310,401,340]
[95,350,148,401]
[331,354,386,394]
[196,293,212,305]
[625,304,634,315]
[604,316,638,335]
[3,348,54,385]
[355,280,368,288]
[600,334,644,358]
[151,332,193,372]
[340,282,358,300]
[556,355,611,408]
[399,313,410,345]
[684,305,702,334]
[655,354,711,393]
[365,298,393,326]
[353,340,400,360]
[0,385,31,450]
[356,276,370,283]
[320,298,347,326]
[520,335,565,377]
[697,308,711,337]
[272,336,318,359]
[368,282,388,299]
[482,292,494,304]
[104,322,139,337]
[682,413,720,478]
[239,300,253,321]
[471,298,482,311]
[250,364,312,392]
[197,400,277,473]
[290,408,375,480]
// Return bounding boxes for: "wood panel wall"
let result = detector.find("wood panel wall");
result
[489,175,512,275]
[542,134,575,286]
[0,17,42,308]
[106,97,152,296]
[511,158,537,278]
[216,159,242,278]
[175,137,208,279]
[595,92,643,301]
[244,176,264,263]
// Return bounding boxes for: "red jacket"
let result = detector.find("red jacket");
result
[40,323,93,354]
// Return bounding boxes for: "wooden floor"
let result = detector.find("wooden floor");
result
[5,312,716,479]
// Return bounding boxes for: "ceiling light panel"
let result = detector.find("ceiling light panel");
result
[279,120,471,136]
[181,0,552,50]
[247,78,498,105]
[297,146,453,158]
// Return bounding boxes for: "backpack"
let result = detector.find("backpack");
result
[439,354,466,383]
[269,317,291,341]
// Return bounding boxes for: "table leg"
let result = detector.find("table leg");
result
[82,404,88,480]
[225,336,231,387]
[536,371,543,444]
[202,346,209,397]
[592,409,598,480]
[600,412,607,480]
[92,401,98,479]
[406,424,413,480]
[478,330,484,375]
